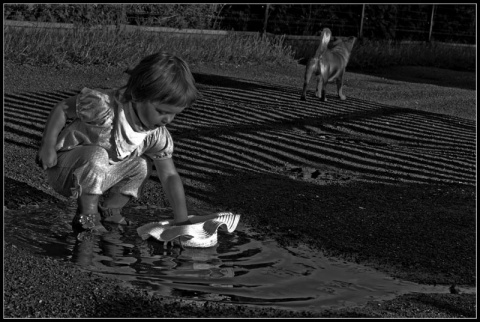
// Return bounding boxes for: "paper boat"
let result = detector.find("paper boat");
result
[136,212,241,248]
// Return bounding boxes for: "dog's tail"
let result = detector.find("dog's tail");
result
[314,28,332,59]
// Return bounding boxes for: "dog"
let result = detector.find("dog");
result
[300,28,356,102]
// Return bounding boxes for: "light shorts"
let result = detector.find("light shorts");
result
[46,145,152,199]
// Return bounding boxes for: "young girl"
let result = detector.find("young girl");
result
[36,51,198,235]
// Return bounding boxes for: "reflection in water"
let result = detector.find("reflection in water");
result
[71,236,96,267]
[4,204,477,313]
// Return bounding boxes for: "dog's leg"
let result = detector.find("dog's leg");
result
[321,77,328,102]
[315,75,321,98]
[336,70,346,100]
[315,75,327,101]
[301,59,316,101]
[317,59,328,101]
[322,82,328,101]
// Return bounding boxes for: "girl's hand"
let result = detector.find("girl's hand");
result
[36,145,58,170]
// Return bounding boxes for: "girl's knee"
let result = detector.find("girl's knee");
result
[76,146,109,171]
[58,146,109,167]
[60,146,109,181]
[82,146,109,160]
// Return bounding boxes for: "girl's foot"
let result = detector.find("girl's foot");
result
[71,212,107,234]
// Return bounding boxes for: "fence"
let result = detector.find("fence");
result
[4,4,476,44]
[207,4,476,44]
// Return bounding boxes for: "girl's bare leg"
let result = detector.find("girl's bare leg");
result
[103,192,131,209]
[78,193,100,214]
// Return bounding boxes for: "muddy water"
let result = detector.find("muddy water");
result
[4,204,476,313]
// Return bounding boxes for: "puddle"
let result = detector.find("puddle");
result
[4,204,476,313]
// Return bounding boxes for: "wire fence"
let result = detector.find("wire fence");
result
[4,4,476,44]
[209,4,475,44]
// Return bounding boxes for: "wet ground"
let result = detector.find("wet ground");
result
[4,203,476,314]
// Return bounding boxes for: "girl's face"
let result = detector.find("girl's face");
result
[133,101,185,131]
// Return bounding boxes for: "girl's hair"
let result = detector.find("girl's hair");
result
[122,52,197,108]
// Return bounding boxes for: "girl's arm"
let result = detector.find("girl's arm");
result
[153,158,190,225]
[37,95,78,170]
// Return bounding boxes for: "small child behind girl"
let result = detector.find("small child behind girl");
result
[36,51,198,235]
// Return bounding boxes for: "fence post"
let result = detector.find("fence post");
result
[359,4,365,38]
[428,4,435,42]
[263,4,270,34]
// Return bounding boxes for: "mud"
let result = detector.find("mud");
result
[6,203,475,315]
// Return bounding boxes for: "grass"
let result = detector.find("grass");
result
[4,25,296,68]
[4,25,476,72]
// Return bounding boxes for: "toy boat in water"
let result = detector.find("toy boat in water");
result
[136,212,241,248]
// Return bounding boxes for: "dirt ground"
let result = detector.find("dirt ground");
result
[3,61,476,318]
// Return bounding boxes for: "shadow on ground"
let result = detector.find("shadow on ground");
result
[349,66,476,91]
